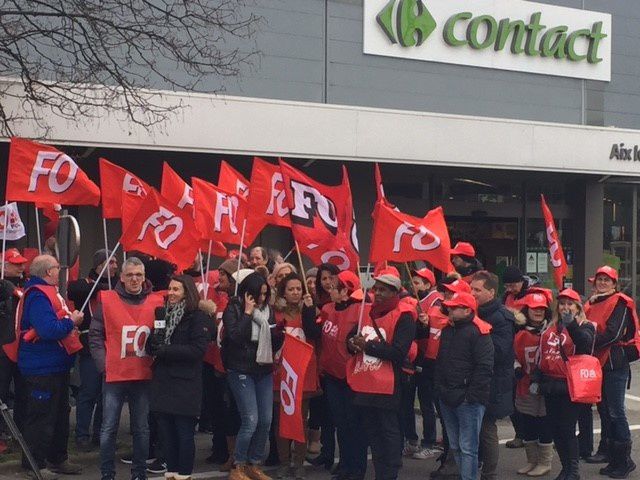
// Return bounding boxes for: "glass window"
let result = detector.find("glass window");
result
[603,185,633,296]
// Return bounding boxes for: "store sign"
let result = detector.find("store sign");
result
[364,0,611,81]
[610,143,640,162]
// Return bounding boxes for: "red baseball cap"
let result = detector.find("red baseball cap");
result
[520,292,549,309]
[337,270,363,300]
[443,292,477,312]
[594,265,618,282]
[450,242,475,258]
[3,248,27,264]
[412,268,435,285]
[442,279,471,294]
[557,288,581,303]
[376,266,400,278]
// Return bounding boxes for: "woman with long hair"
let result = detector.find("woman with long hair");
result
[222,272,284,480]
[147,275,211,480]
[537,289,595,480]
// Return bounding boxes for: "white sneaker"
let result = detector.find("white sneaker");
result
[412,447,440,460]
[402,442,420,456]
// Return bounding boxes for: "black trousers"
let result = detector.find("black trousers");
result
[0,353,24,432]
[361,405,403,480]
[578,404,593,456]
[544,393,580,469]
[520,413,553,444]
[21,373,70,469]
[156,413,198,475]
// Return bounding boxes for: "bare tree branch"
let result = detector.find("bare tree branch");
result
[0,0,261,136]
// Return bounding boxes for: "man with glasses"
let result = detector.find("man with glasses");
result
[89,257,164,480]
[17,254,84,479]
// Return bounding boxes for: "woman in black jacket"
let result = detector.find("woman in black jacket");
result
[537,289,595,480]
[222,272,284,480]
[147,275,211,480]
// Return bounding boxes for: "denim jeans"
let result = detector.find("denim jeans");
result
[226,370,273,465]
[156,413,197,475]
[439,400,485,480]
[75,354,102,441]
[602,367,631,442]
[100,380,150,478]
[324,376,367,476]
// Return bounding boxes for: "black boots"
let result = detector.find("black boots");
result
[604,440,636,479]
[586,438,609,464]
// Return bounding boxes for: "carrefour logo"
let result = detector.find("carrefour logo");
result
[364,0,612,81]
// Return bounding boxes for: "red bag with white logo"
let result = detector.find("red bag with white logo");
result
[99,158,150,219]
[6,137,100,206]
[278,333,313,443]
[120,190,201,271]
[559,334,602,404]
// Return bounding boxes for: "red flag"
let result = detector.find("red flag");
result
[278,333,314,443]
[192,177,247,246]
[374,163,393,207]
[36,203,62,238]
[341,166,361,267]
[244,157,291,244]
[370,202,452,273]
[6,137,100,206]
[99,158,150,219]
[279,160,357,271]
[119,190,200,271]
[219,161,250,200]
[541,194,568,290]
[161,162,194,216]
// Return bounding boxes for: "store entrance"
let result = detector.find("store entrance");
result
[448,216,519,279]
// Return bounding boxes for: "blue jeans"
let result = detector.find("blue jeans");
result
[75,355,102,441]
[156,413,197,475]
[100,380,150,478]
[226,370,273,465]
[439,400,485,480]
[324,376,367,475]
[602,367,631,442]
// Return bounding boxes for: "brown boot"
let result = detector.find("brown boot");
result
[245,464,272,480]
[307,429,321,455]
[229,464,252,480]
[220,436,237,472]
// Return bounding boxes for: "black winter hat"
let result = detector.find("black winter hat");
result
[503,265,524,284]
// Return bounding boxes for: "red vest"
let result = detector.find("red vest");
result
[273,311,319,393]
[419,290,443,312]
[424,305,449,360]
[584,292,640,365]
[347,302,412,395]
[539,324,575,379]
[201,288,228,373]
[4,285,82,362]
[514,329,542,397]
[504,293,520,310]
[320,302,370,380]
[101,290,164,383]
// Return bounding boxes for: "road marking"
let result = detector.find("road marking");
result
[625,393,640,402]
[499,424,640,445]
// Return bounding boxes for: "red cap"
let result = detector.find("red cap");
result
[558,288,581,303]
[337,270,363,300]
[520,292,549,309]
[376,266,400,278]
[3,248,27,264]
[450,242,475,258]
[594,265,618,282]
[412,268,435,285]
[442,279,471,294]
[443,292,477,312]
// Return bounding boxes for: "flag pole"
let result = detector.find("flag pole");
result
[404,262,422,305]
[1,201,8,280]
[234,219,247,297]
[204,240,213,295]
[34,205,42,254]
[102,219,112,290]
[282,246,295,263]
[294,240,308,295]
[357,263,372,334]
[198,249,206,287]
[79,242,121,313]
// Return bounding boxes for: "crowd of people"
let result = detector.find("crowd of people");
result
[0,240,639,480]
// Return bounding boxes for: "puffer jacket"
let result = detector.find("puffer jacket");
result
[435,314,494,407]
[478,298,516,419]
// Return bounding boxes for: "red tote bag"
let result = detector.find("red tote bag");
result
[564,354,602,404]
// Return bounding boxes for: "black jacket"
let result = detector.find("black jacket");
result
[0,279,18,349]
[435,315,494,407]
[347,309,416,410]
[477,298,516,419]
[591,294,637,371]
[147,309,211,417]
[221,297,284,376]
[539,320,596,396]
